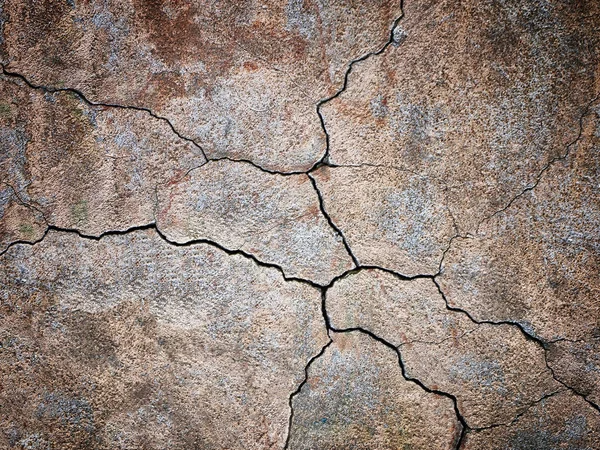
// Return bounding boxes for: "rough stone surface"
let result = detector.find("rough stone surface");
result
[157,160,354,284]
[0,0,401,172]
[1,0,600,448]
[0,230,328,449]
[438,100,600,343]
[462,391,600,449]
[327,270,560,429]
[288,331,460,449]
[0,74,204,249]
[321,0,600,233]
[312,166,454,275]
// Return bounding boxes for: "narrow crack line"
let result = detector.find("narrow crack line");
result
[1,182,48,223]
[324,162,426,179]
[542,348,600,415]
[283,338,333,450]
[476,92,600,232]
[308,173,359,267]
[0,222,324,290]
[322,265,437,295]
[432,278,600,416]
[0,64,209,162]
[208,157,309,176]
[310,2,406,170]
[397,328,477,348]
[467,388,568,434]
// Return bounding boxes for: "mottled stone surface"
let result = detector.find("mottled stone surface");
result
[0,75,204,249]
[462,391,600,450]
[157,160,354,284]
[321,0,600,232]
[0,230,327,449]
[1,0,600,447]
[438,101,600,343]
[288,331,460,449]
[312,166,454,275]
[0,0,401,171]
[327,269,561,429]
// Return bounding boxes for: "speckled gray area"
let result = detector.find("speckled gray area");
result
[1,0,600,448]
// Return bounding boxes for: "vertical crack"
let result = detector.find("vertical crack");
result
[308,173,359,268]
[311,1,406,170]
[283,338,333,450]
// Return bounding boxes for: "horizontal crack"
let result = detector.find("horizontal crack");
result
[0,223,324,290]
[0,64,209,163]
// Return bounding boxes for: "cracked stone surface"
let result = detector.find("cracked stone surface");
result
[0,0,401,172]
[462,391,600,449]
[157,160,354,285]
[1,0,600,448]
[327,270,560,429]
[0,229,327,449]
[438,100,600,343]
[288,331,460,449]
[321,0,600,233]
[312,166,454,275]
[0,74,204,250]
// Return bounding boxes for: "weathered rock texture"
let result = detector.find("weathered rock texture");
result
[1,0,600,448]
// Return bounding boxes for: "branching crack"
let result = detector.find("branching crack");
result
[476,92,600,233]
[325,323,468,450]
[432,278,600,416]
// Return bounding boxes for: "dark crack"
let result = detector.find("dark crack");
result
[326,325,468,450]
[432,278,600,417]
[283,339,333,450]
[308,173,359,268]
[0,223,324,291]
[0,64,209,163]
[310,2,406,171]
